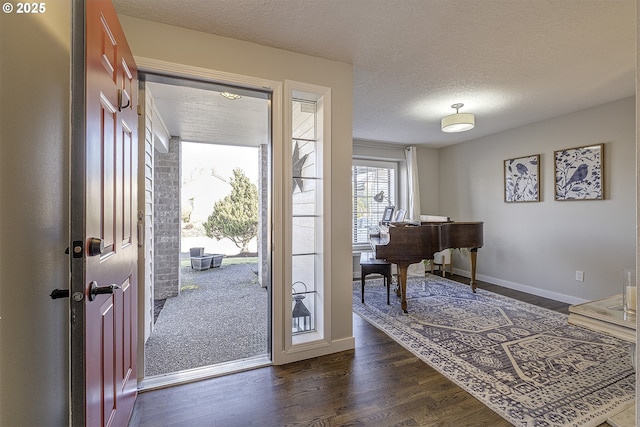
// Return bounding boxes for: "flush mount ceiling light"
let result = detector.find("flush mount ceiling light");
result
[220,91,241,100]
[441,103,475,133]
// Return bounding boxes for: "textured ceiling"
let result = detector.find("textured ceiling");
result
[114,0,636,147]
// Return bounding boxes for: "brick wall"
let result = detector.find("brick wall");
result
[153,136,181,299]
[258,144,269,287]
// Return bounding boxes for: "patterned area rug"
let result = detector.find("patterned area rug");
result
[353,275,635,427]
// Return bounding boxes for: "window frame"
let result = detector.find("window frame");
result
[351,158,399,250]
[282,80,332,356]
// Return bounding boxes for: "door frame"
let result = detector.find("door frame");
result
[69,1,86,421]
[132,57,286,381]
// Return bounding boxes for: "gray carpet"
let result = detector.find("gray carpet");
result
[145,262,268,377]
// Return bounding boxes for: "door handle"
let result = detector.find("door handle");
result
[50,289,69,299]
[118,89,131,111]
[89,281,120,301]
[137,211,144,248]
[137,221,144,248]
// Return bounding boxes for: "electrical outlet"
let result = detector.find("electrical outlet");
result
[575,271,584,282]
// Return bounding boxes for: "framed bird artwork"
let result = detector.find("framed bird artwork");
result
[554,143,604,201]
[504,154,540,202]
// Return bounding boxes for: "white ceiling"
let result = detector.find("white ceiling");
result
[145,79,270,147]
[114,0,636,148]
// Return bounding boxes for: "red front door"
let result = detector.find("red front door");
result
[71,0,138,425]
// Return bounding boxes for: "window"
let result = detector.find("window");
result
[291,98,319,336]
[352,159,398,245]
[285,80,331,349]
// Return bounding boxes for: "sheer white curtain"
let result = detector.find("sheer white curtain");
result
[405,146,425,275]
[405,146,421,220]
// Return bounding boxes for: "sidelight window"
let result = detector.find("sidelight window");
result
[286,81,331,347]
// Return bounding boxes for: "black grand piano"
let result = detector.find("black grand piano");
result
[370,219,483,313]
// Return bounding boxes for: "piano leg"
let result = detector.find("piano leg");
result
[470,248,478,293]
[397,262,410,313]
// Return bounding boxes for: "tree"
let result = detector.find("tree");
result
[204,168,258,253]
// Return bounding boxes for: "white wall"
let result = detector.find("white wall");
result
[436,97,636,303]
[0,2,71,425]
[416,146,440,214]
[117,15,355,361]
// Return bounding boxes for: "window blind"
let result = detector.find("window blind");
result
[352,160,397,244]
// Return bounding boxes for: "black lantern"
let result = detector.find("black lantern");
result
[292,281,312,333]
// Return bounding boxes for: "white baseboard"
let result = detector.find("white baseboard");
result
[452,268,588,305]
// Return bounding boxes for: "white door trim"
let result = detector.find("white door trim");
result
[131,56,286,375]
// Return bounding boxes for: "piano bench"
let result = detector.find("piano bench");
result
[360,252,391,305]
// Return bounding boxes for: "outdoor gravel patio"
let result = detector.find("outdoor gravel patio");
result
[144,258,268,377]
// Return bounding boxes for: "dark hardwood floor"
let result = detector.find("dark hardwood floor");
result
[129,275,608,427]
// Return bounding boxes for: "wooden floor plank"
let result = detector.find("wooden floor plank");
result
[129,275,609,427]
